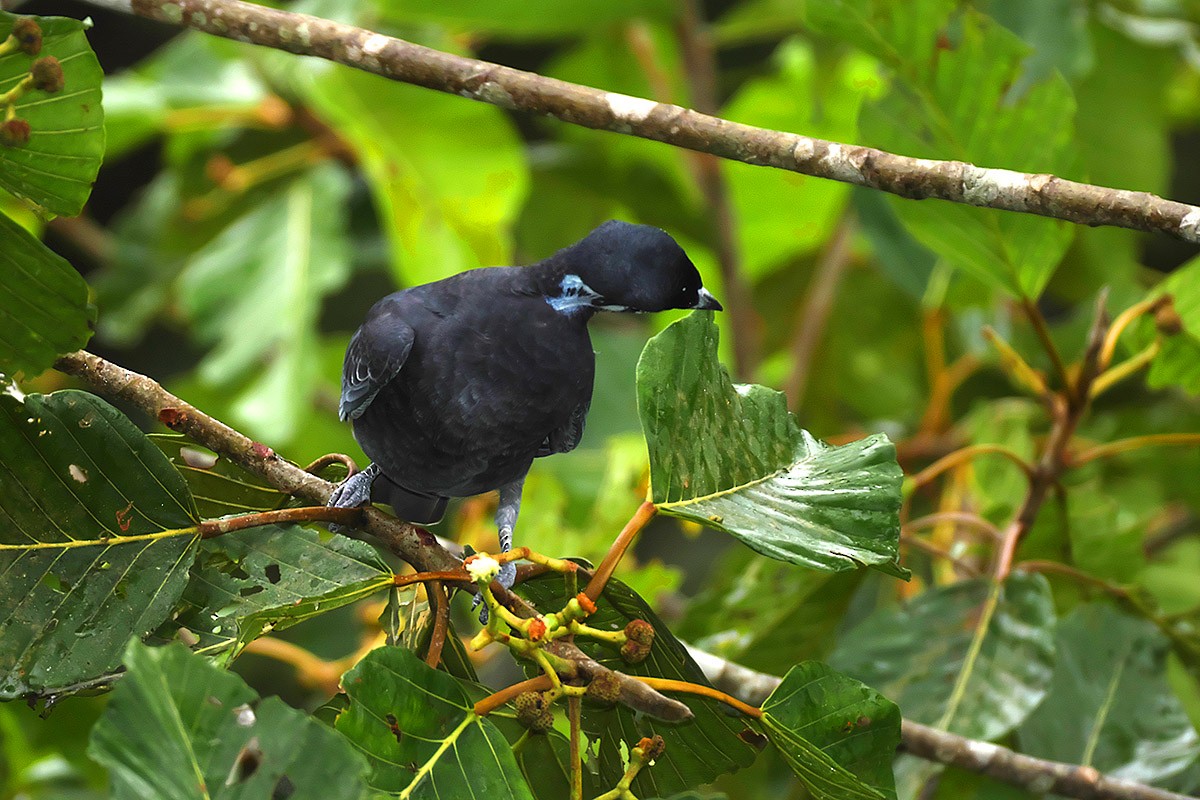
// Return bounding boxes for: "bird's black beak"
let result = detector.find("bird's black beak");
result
[695,287,723,311]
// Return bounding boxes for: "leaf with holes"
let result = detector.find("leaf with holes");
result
[89,640,368,799]
[518,570,761,798]
[0,389,200,699]
[336,646,535,798]
[829,573,1055,742]
[0,13,104,216]
[0,212,93,377]
[1019,604,1200,786]
[150,524,391,659]
[761,662,901,800]
[637,312,906,578]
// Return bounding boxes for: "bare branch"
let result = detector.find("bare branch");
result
[72,0,1200,244]
[685,644,1197,800]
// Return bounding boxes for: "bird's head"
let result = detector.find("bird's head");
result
[549,220,722,315]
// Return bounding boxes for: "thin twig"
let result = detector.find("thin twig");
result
[900,532,980,577]
[568,696,583,800]
[424,580,450,668]
[196,505,362,538]
[632,675,762,718]
[1071,433,1200,466]
[75,0,1200,244]
[786,214,856,410]
[674,0,759,378]
[474,676,553,717]
[583,501,658,602]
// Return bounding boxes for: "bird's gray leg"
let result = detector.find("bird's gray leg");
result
[493,477,524,590]
[473,476,524,622]
[327,463,380,515]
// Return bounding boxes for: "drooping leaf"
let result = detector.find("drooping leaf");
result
[335,645,535,798]
[637,312,906,578]
[0,390,200,699]
[0,13,104,216]
[829,573,1055,742]
[299,61,528,287]
[159,525,393,659]
[179,163,352,444]
[761,662,901,800]
[518,570,761,798]
[88,641,368,799]
[1018,603,1200,786]
[0,211,93,376]
[804,2,1076,298]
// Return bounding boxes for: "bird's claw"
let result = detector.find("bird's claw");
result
[474,542,517,624]
[326,464,379,533]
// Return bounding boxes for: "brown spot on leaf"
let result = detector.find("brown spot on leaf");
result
[115,501,135,532]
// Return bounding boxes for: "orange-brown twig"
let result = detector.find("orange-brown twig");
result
[474,675,553,717]
[584,501,658,602]
[632,676,762,718]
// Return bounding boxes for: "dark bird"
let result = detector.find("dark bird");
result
[329,220,721,588]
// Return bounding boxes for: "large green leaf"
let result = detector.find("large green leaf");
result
[829,573,1055,742]
[89,641,368,799]
[179,163,352,444]
[761,662,901,800]
[1018,604,1200,786]
[637,312,906,578]
[162,525,393,659]
[805,2,1076,298]
[299,60,528,287]
[518,571,761,798]
[0,212,93,376]
[0,390,199,699]
[0,13,104,216]
[335,646,535,798]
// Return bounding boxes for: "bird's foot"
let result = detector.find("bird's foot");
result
[474,528,517,623]
[326,463,380,532]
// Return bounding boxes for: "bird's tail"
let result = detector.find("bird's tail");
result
[371,473,449,524]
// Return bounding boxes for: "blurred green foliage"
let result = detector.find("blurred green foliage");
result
[4,0,1200,797]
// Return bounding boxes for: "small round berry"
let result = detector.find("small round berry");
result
[12,19,43,55]
[30,56,64,93]
[624,618,655,646]
[0,119,31,147]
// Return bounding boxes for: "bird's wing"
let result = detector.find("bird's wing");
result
[338,304,415,421]
[537,400,590,457]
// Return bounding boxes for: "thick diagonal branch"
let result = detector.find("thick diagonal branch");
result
[73,0,1200,243]
[53,350,464,577]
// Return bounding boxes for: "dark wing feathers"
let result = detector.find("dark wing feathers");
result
[339,304,415,421]
[537,400,589,457]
